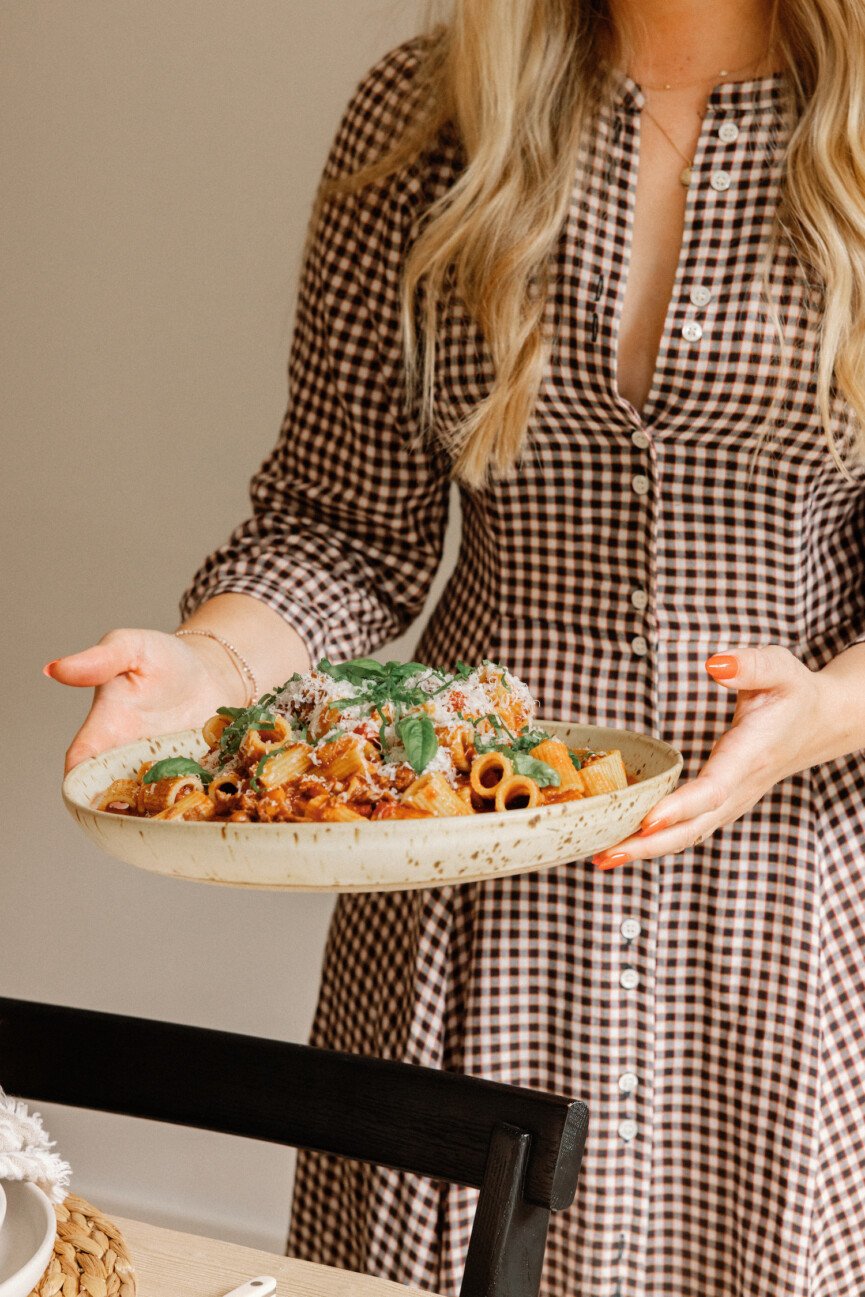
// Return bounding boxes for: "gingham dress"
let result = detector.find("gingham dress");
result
[182,39,865,1297]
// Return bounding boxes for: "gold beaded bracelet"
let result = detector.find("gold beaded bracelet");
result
[174,628,258,706]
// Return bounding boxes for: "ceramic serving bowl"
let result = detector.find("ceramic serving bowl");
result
[0,1182,56,1297]
[62,720,683,892]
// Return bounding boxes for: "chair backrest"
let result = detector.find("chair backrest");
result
[0,996,588,1297]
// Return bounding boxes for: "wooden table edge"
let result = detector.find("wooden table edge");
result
[112,1215,437,1297]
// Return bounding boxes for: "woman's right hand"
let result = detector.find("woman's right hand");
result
[47,628,246,773]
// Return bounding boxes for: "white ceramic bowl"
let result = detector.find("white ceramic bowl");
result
[0,1183,6,1237]
[0,1182,56,1297]
[63,720,682,892]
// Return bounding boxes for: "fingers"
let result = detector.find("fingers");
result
[593,809,720,869]
[639,764,733,837]
[45,632,143,688]
[705,644,806,692]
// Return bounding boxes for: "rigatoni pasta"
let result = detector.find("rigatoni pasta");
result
[95,657,632,822]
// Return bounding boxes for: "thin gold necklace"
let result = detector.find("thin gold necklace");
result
[635,45,777,93]
[640,102,702,188]
[637,43,777,187]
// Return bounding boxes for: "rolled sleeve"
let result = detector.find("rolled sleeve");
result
[181,39,451,665]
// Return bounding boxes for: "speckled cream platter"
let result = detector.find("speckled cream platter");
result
[62,721,682,892]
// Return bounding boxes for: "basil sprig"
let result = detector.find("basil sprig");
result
[474,725,561,789]
[143,757,212,786]
[317,659,450,762]
[509,753,560,788]
[396,714,438,774]
[251,743,287,792]
[321,727,346,745]
[319,658,427,688]
[216,703,278,765]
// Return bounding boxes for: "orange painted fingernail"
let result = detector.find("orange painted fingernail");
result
[42,660,59,678]
[593,851,629,870]
[705,654,738,679]
[639,817,671,836]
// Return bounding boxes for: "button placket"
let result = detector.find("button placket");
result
[628,430,652,658]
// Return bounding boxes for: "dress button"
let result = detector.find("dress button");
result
[718,120,739,142]
[620,918,642,940]
[689,285,712,307]
[618,1071,639,1094]
[631,429,650,449]
[630,589,648,611]
[618,1119,638,1142]
[682,320,703,342]
[620,967,640,990]
[630,635,648,657]
[710,169,732,191]
[631,473,650,495]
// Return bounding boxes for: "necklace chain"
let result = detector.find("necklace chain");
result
[634,42,777,188]
[631,44,777,93]
[640,103,700,187]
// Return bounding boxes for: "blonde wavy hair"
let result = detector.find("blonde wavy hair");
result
[320,0,865,486]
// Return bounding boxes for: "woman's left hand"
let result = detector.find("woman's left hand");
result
[592,646,833,870]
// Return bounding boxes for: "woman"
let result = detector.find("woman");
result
[48,0,865,1292]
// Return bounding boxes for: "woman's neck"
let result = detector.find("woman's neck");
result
[610,0,778,87]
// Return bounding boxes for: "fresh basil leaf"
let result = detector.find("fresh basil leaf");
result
[510,753,560,788]
[320,728,346,745]
[454,659,473,680]
[217,704,278,764]
[216,706,246,719]
[569,752,583,771]
[396,714,438,774]
[508,728,553,755]
[318,657,385,685]
[474,735,504,755]
[251,742,294,791]
[143,757,212,786]
[391,661,426,679]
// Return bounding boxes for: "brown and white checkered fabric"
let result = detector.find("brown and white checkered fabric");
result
[182,38,865,1297]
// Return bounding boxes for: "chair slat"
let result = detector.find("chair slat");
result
[0,998,588,1210]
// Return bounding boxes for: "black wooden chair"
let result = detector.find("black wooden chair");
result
[0,997,587,1297]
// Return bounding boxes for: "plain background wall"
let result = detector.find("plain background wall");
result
[1,0,461,1250]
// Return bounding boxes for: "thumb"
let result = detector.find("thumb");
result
[45,634,142,688]
[704,644,803,692]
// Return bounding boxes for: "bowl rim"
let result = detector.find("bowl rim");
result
[62,721,684,831]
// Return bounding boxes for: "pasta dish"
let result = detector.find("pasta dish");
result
[95,658,630,822]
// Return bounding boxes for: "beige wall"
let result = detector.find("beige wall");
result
[1,0,459,1250]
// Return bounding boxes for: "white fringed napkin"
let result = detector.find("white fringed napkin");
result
[0,1087,71,1204]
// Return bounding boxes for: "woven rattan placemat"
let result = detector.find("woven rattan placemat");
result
[30,1193,136,1297]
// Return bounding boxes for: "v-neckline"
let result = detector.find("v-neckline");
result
[603,69,789,429]
[610,90,695,426]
